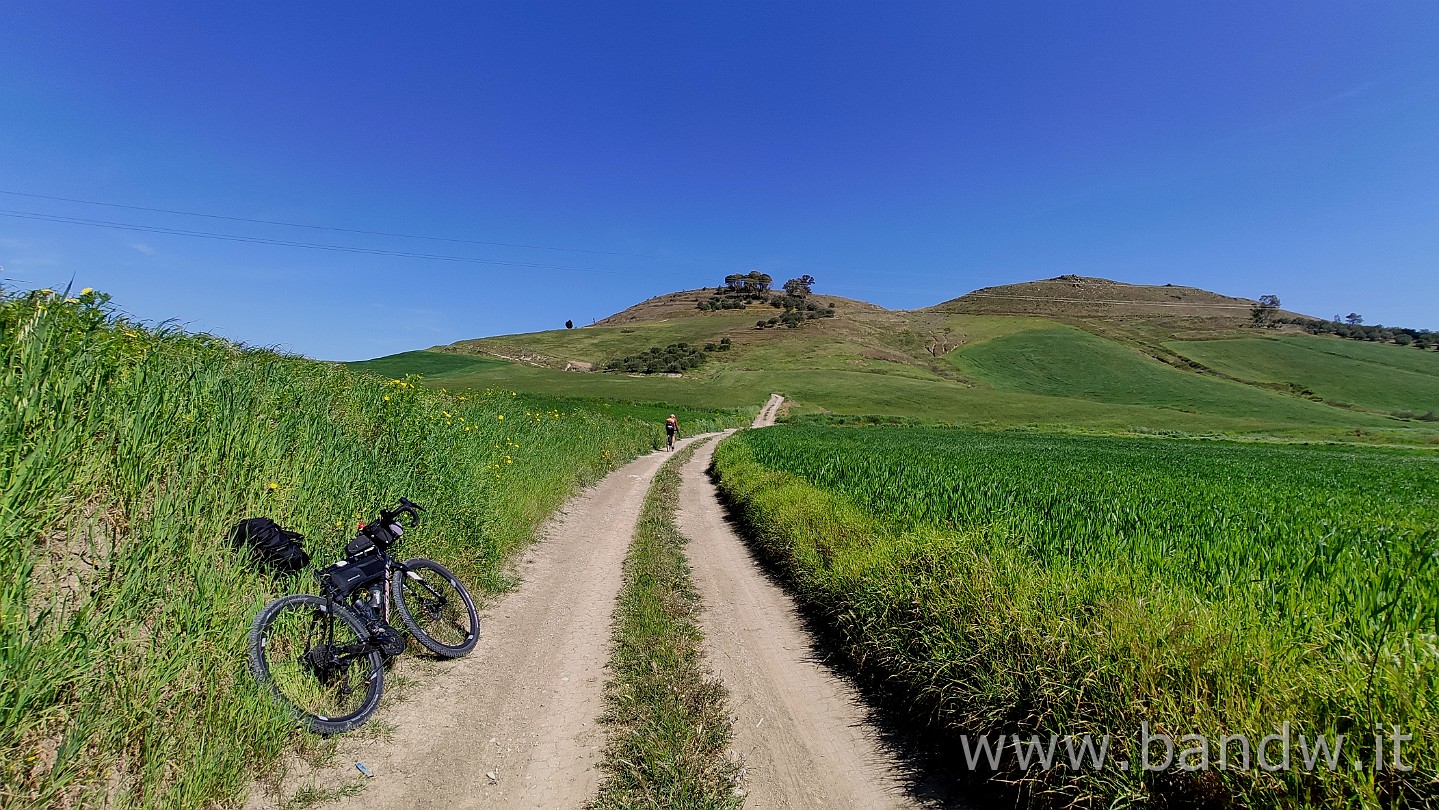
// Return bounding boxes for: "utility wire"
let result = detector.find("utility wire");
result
[0,209,673,277]
[0,193,1265,310]
[0,188,986,283]
[0,188,693,261]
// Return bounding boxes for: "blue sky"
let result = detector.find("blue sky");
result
[2,2,1435,360]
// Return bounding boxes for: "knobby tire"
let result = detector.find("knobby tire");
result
[248,594,385,734]
[392,558,480,658]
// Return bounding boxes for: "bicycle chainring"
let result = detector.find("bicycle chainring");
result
[369,622,408,658]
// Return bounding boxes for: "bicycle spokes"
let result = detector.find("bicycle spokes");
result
[408,578,468,644]
[257,599,380,724]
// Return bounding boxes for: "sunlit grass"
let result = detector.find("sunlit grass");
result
[713,424,1439,808]
[0,286,745,808]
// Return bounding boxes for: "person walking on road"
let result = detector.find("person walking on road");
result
[665,414,680,451]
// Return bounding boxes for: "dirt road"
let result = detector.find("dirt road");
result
[248,393,920,808]
[248,433,710,810]
[753,392,784,427]
[676,424,919,809]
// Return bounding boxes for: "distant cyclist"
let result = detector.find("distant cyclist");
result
[665,414,680,451]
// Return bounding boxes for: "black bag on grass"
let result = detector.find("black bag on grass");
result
[230,517,310,574]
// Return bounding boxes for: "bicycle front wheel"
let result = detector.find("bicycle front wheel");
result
[392,558,480,658]
[248,594,385,734]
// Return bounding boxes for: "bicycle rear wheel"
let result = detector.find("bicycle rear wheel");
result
[392,558,480,658]
[248,594,384,734]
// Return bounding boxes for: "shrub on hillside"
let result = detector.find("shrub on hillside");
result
[603,342,710,374]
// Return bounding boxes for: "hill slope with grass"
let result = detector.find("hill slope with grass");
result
[926,274,1310,324]
[361,276,1439,443]
[0,287,750,808]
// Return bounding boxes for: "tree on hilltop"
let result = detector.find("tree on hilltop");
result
[782,274,815,297]
[1345,313,1364,325]
[743,270,772,292]
[1251,294,1280,328]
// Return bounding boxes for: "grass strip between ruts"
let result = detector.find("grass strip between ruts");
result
[590,438,742,810]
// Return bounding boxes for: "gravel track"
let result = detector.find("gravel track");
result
[676,402,919,809]
[246,393,926,809]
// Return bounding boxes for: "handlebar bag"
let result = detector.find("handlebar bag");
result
[359,520,401,550]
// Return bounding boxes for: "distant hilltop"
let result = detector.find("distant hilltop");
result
[594,275,1305,328]
[926,275,1307,323]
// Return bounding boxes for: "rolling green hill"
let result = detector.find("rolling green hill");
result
[345,349,510,378]
[1169,334,1439,416]
[353,278,1439,443]
[945,324,1383,425]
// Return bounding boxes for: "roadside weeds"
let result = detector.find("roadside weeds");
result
[591,439,742,810]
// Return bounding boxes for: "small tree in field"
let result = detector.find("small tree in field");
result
[1346,313,1364,325]
[1251,295,1281,328]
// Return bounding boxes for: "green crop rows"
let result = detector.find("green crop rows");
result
[713,424,1439,808]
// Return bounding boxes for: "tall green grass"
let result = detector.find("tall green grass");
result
[0,287,733,808]
[712,425,1439,808]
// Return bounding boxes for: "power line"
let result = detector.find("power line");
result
[0,188,699,262]
[0,192,1269,311]
[2,189,1042,289]
[0,189,974,283]
[0,209,687,276]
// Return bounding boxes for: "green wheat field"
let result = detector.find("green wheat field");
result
[713,424,1438,807]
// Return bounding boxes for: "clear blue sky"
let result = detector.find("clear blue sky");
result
[2,2,1435,360]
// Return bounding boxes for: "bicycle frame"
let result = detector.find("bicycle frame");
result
[249,497,479,734]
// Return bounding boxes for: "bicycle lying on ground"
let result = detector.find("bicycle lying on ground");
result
[247,498,480,733]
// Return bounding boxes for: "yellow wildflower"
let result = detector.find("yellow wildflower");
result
[384,395,391,401]
[497,414,504,420]
[267,482,278,491]
[81,287,93,295]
